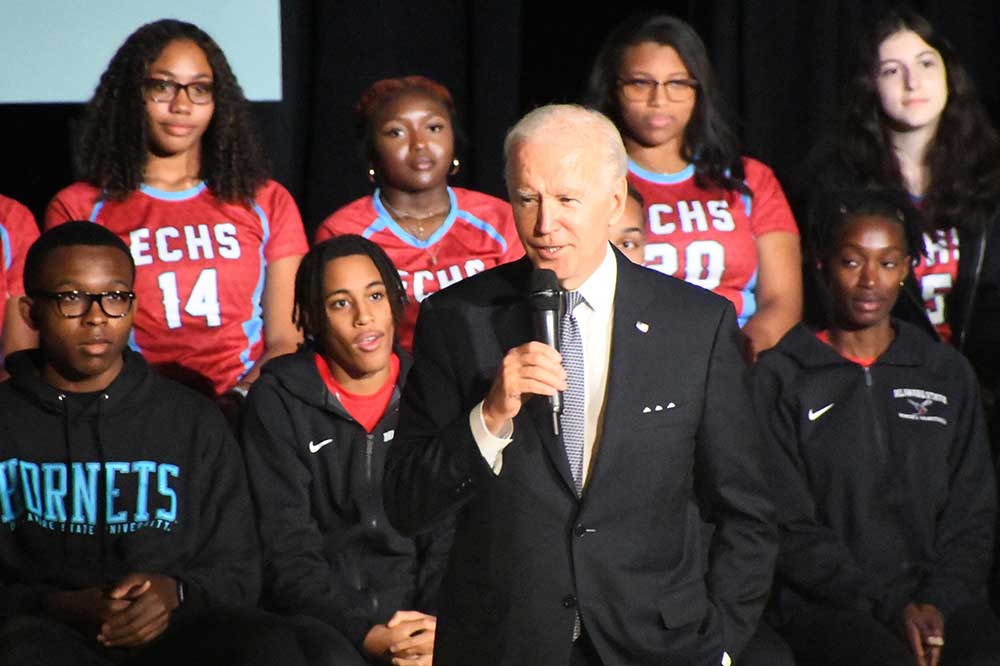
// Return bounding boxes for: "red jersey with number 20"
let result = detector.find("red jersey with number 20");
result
[628,157,798,326]
[45,180,308,395]
[0,195,40,338]
[315,187,523,350]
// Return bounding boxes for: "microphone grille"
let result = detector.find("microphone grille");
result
[528,268,560,294]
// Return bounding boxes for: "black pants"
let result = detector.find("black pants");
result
[778,602,1000,666]
[0,609,307,666]
[569,621,796,666]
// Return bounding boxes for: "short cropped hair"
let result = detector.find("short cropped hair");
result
[503,104,627,185]
[293,235,408,348]
[24,222,135,294]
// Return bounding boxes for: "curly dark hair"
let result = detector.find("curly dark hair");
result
[586,13,748,195]
[74,19,269,203]
[839,9,1000,233]
[293,235,408,351]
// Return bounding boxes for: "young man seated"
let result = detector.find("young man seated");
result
[0,222,303,665]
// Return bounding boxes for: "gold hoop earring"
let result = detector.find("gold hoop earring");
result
[368,168,376,183]
[449,158,461,176]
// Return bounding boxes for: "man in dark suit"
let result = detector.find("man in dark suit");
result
[384,104,776,666]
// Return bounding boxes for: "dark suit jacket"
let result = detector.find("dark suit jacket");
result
[384,249,777,666]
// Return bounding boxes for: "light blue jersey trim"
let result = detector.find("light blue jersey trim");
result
[628,159,695,185]
[88,201,104,222]
[239,201,270,379]
[139,182,207,201]
[741,192,753,217]
[457,211,508,252]
[127,329,142,354]
[738,268,758,328]
[0,225,11,271]
[367,187,459,248]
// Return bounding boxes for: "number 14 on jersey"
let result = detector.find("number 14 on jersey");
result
[157,269,222,328]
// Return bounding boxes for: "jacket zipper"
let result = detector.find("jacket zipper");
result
[864,367,887,465]
[365,432,375,483]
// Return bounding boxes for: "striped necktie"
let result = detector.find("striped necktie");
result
[560,290,586,495]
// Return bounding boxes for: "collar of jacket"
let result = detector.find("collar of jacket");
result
[771,319,929,370]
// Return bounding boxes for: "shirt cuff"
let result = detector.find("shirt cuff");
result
[722,651,731,666]
[470,401,513,474]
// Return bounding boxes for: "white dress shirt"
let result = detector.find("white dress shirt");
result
[471,244,616,480]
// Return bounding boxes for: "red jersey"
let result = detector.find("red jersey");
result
[45,180,308,395]
[628,157,798,326]
[912,228,959,343]
[0,195,40,338]
[315,187,523,349]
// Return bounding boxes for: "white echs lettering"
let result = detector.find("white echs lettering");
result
[402,262,486,303]
[649,204,675,235]
[129,224,241,265]
[649,200,735,235]
[922,230,959,268]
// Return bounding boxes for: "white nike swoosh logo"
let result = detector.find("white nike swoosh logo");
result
[308,438,334,454]
[808,403,835,421]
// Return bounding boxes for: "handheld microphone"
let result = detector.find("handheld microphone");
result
[528,268,564,436]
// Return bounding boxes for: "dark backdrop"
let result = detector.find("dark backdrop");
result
[2,1,998,237]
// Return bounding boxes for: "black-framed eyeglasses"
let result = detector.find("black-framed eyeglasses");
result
[142,78,215,105]
[30,291,136,318]
[617,77,699,103]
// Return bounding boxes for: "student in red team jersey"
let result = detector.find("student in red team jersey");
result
[0,194,40,367]
[315,76,523,350]
[242,235,451,666]
[45,19,308,401]
[587,14,802,360]
[804,9,1000,436]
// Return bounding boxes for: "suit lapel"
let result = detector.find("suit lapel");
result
[587,254,655,491]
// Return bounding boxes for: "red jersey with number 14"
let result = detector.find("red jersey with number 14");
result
[315,187,523,349]
[45,180,308,395]
[628,157,798,326]
[0,195,40,338]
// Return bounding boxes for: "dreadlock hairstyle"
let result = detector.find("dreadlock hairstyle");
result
[353,75,465,175]
[586,12,749,196]
[23,221,136,295]
[293,235,408,350]
[839,8,1000,233]
[74,19,269,204]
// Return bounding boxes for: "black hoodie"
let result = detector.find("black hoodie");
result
[0,349,260,620]
[751,320,996,625]
[241,347,452,648]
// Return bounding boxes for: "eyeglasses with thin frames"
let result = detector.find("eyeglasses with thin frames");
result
[142,78,215,105]
[30,291,136,318]
[617,77,699,103]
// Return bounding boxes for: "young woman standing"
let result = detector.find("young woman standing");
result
[588,14,802,359]
[46,19,307,400]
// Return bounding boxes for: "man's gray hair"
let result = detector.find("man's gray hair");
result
[503,104,628,183]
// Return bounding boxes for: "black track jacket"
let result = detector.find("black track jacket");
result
[751,320,996,626]
[242,347,451,647]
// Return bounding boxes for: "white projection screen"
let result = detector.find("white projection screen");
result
[0,1,282,103]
